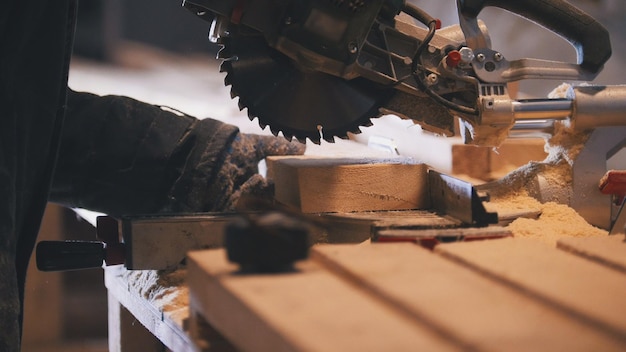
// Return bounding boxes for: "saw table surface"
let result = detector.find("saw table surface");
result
[105,235,626,352]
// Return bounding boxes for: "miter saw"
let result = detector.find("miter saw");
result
[182,0,626,231]
[181,0,625,146]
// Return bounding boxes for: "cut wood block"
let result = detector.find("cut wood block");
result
[312,243,626,351]
[451,144,491,180]
[557,235,626,273]
[436,238,626,343]
[270,157,429,213]
[187,249,458,352]
[318,210,460,243]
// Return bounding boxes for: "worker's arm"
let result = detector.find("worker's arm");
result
[49,89,304,216]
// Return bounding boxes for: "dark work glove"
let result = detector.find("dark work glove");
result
[211,133,305,211]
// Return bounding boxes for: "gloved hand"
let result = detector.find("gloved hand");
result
[211,133,305,211]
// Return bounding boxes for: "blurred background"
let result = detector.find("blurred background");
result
[23,0,626,350]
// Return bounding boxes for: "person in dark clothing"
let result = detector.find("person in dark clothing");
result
[0,1,304,350]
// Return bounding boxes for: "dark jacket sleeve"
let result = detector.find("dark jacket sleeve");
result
[49,89,240,216]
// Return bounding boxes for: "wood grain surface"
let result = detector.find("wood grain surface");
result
[270,157,429,213]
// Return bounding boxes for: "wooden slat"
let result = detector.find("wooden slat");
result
[108,291,164,352]
[187,249,459,352]
[270,157,429,213]
[104,266,195,352]
[312,243,626,351]
[317,210,460,243]
[557,235,626,273]
[436,238,626,343]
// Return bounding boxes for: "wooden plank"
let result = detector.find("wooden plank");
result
[436,238,626,343]
[107,291,163,352]
[451,144,491,180]
[104,266,196,352]
[312,243,626,351]
[557,235,626,273]
[187,249,459,352]
[487,139,547,179]
[451,139,547,181]
[271,157,430,213]
[316,210,460,243]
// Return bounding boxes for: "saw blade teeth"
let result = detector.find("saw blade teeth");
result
[338,133,353,140]
[217,46,232,60]
[216,51,229,61]
[219,61,231,74]
[216,26,393,146]
[346,126,361,135]
[269,126,281,136]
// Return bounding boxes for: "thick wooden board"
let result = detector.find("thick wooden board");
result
[436,238,626,343]
[451,139,547,181]
[557,235,626,273]
[270,157,429,213]
[187,249,458,352]
[312,243,626,351]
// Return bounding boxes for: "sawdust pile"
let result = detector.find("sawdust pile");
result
[123,268,188,312]
[486,193,608,246]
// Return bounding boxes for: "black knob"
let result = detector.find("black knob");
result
[225,212,310,273]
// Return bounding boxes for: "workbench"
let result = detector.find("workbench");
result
[105,234,626,352]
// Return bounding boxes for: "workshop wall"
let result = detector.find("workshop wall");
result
[73,0,218,61]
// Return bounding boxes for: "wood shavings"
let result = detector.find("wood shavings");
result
[486,192,607,246]
[481,84,608,246]
[481,83,591,203]
[123,268,188,312]
[484,192,542,215]
[507,201,608,246]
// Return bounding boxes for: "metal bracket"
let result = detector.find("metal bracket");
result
[428,169,498,226]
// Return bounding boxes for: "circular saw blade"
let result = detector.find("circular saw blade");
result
[218,26,394,144]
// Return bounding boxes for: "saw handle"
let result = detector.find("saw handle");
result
[458,0,611,74]
[36,241,105,271]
